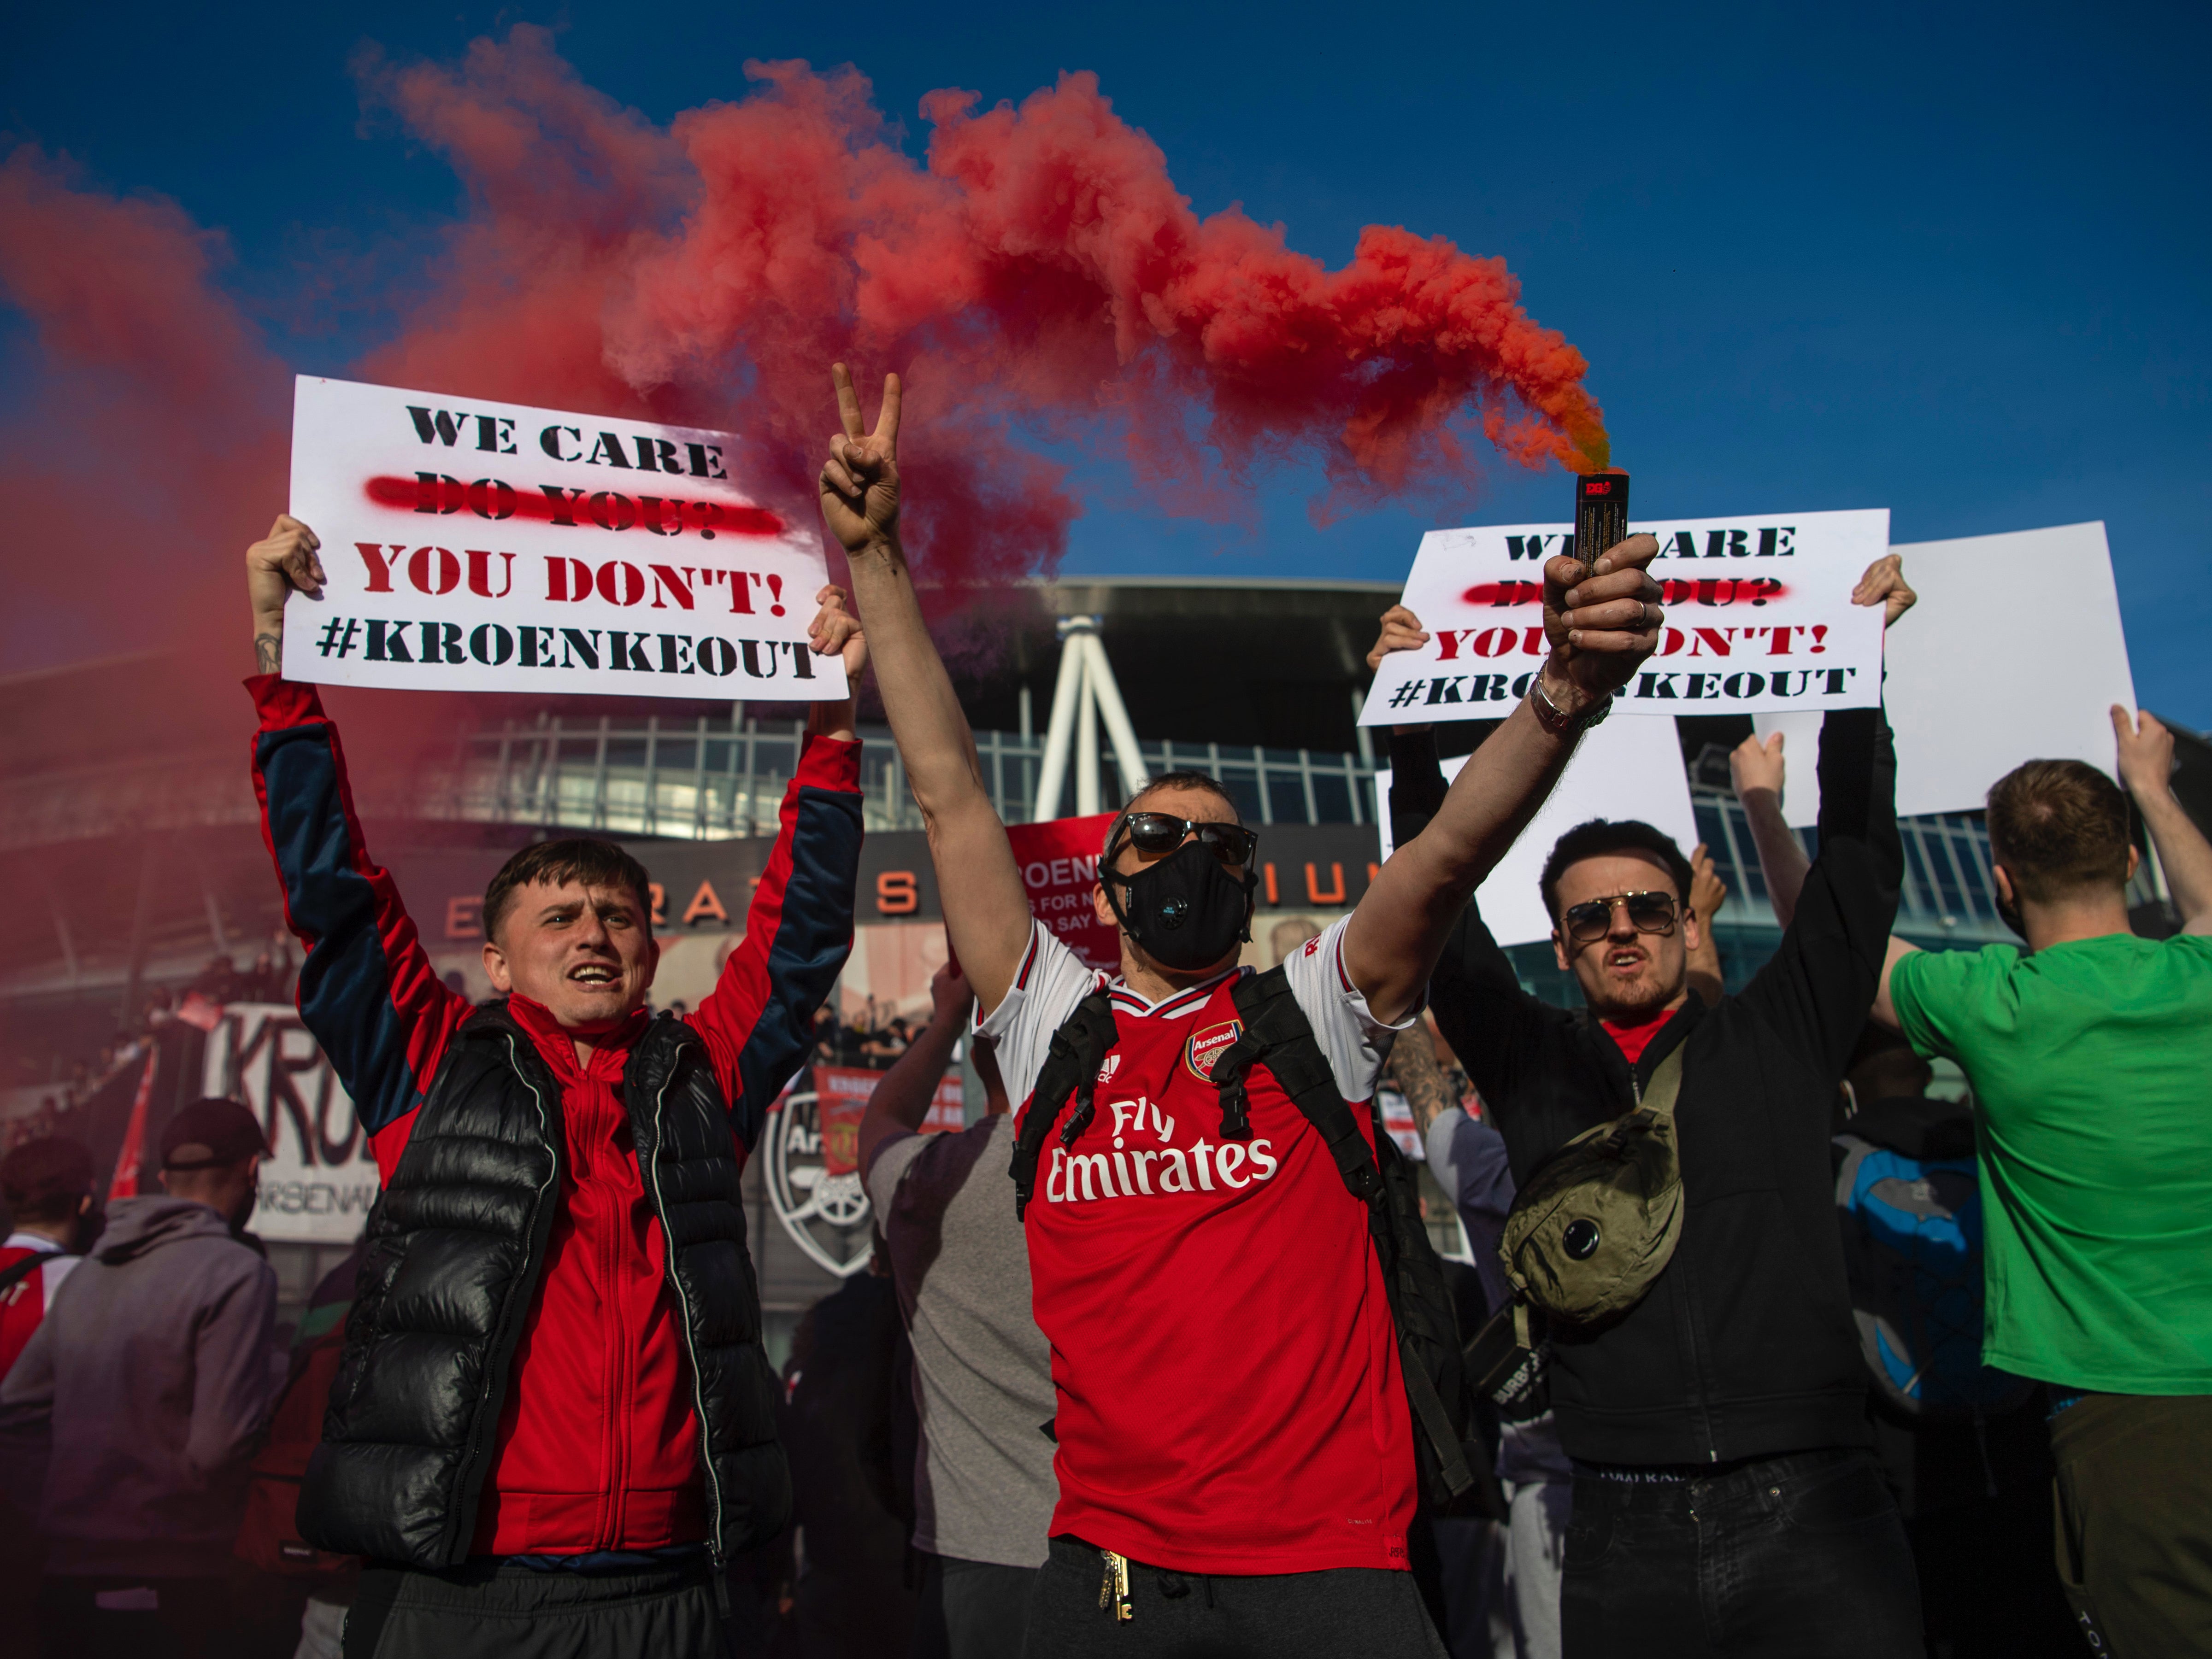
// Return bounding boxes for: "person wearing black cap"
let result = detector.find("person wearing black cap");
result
[1,1098,280,1658]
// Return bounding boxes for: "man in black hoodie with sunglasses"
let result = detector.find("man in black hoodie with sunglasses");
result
[1376,556,1925,1659]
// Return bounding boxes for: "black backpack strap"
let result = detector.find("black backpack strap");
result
[1008,989,1120,1220]
[0,1249,56,1299]
[1220,970,1478,1506]
[1217,971,1381,1205]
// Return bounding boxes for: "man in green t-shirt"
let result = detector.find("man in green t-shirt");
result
[1873,706,2212,1658]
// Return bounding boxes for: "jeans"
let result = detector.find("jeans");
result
[1559,1448,1923,1658]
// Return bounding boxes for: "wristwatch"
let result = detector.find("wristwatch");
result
[1529,674,1612,735]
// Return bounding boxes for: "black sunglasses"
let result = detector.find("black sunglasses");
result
[1560,891,1679,944]
[1107,811,1258,870]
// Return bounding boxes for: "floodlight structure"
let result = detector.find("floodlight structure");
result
[1031,616,1151,821]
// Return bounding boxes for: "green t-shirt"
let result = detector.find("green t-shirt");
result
[1890,933,2212,1393]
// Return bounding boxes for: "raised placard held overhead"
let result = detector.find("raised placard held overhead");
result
[284,375,844,701]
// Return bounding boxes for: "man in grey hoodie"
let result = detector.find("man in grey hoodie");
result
[3,1097,280,1657]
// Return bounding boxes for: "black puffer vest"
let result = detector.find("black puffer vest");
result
[297,1002,788,1566]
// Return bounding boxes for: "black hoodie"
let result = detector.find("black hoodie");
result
[1393,708,1901,1467]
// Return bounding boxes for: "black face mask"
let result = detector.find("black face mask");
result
[1993,867,2026,939]
[1103,839,1258,972]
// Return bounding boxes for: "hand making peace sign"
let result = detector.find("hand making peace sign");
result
[818,363,904,556]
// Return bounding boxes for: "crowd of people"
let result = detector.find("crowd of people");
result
[0,365,2205,1659]
[2,948,296,1158]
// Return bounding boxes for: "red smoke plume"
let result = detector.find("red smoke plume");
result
[0,146,288,672]
[0,25,1607,680]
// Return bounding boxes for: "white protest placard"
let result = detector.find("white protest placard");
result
[1889,522,2134,819]
[1375,716,1700,948]
[1753,523,2138,827]
[1359,510,1890,724]
[285,375,843,701]
[203,1003,380,1244]
[1747,711,1825,828]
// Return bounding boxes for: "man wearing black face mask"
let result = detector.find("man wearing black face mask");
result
[5,1099,281,1656]
[817,365,1664,1657]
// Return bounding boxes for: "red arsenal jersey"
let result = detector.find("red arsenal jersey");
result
[982,917,1419,1574]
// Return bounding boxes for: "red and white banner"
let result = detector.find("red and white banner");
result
[808,1066,963,1170]
[1359,510,1889,722]
[285,375,841,701]
[1006,813,1123,973]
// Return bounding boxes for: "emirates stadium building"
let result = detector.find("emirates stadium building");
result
[2,570,2202,1351]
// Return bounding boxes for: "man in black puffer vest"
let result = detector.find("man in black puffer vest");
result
[241,514,869,1659]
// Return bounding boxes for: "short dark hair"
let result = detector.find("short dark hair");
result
[1105,770,1244,863]
[1,1138,95,1225]
[1538,819,1694,921]
[483,838,655,940]
[1985,760,2131,904]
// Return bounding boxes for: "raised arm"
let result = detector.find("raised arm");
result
[691,592,868,1146]
[1384,1015,1455,1135]
[1685,843,1727,1006]
[2114,705,2212,933]
[1738,702,1905,1073]
[243,517,466,1177]
[858,963,972,1176]
[1730,733,1812,927]
[1344,538,1665,1023]
[818,366,1035,1014]
[1373,610,1567,1104]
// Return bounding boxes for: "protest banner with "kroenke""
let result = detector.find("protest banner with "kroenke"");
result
[283,375,844,701]
[1358,509,1889,723]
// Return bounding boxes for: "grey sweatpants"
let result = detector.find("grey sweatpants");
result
[342,1555,724,1659]
[1021,1533,1449,1658]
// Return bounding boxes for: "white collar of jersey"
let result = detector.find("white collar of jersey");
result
[1105,963,1247,1020]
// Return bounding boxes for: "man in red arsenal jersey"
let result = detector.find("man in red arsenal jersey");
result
[237,515,869,1658]
[818,365,1663,1656]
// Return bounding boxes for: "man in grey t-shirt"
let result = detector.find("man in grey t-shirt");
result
[861,965,1056,1659]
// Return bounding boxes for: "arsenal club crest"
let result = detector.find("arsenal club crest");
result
[765,1084,876,1278]
[1184,1019,1242,1083]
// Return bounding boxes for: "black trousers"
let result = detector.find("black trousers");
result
[1559,1448,1924,1659]
[343,1554,724,1659]
[1020,1533,1448,1658]
[911,1553,1038,1659]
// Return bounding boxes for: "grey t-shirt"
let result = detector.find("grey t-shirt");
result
[865,1114,1057,1567]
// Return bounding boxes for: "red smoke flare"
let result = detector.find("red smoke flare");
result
[1,26,1609,686]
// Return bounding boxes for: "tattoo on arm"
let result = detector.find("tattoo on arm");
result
[255,633,282,674]
[1389,1023,1453,1133]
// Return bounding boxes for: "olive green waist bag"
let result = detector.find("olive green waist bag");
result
[1467,1046,1686,1409]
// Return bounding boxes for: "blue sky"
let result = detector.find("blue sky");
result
[6,1,2207,722]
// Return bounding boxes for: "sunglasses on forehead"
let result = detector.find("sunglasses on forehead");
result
[1559,890,1679,944]
[1106,811,1259,868]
